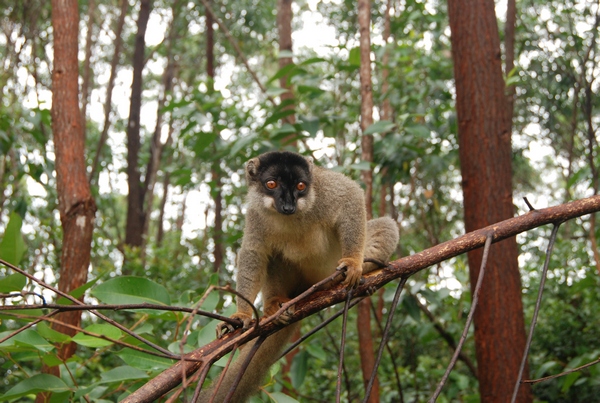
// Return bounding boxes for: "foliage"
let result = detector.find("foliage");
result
[0,0,599,401]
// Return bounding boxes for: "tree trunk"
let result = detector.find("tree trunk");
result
[89,0,128,184]
[80,0,96,126]
[357,0,379,401]
[125,0,152,248]
[50,0,97,360]
[204,1,224,272]
[277,0,295,127]
[358,0,373,214]
[448,1,531,402]
[38,2,98,401]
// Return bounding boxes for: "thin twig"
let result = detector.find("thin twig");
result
[413,293,478,378]
[336,290,353,403]
[429,233,493,402]
[0,302,237,324]
[0,258,177,358]
[511,224,561,402]
[363,276,407,402]
[369,300,404,402]
[278,297,364,359]
[523,197,535,211]
[522,356,600,384]
[222,336,266,403]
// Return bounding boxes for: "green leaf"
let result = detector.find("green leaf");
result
[99,365,149,384]
[561,371,581,393]
[36,322,71,343]
[72,324,122,347]
[405,125,430,138]
[299,57,326,66]
[363,120,395,135]
[230,133,258,157]
[91,276,171,305]
[271,124,298,138]
[265,86,290,97]
[268,63,297,84]
[2,329,55,352]
[348,47,361,66]
[0,273,26,293]
[290,350,308,389]
[56,278,99,304]
[299,116,319,137]
[197,320,219,347]
[305,343,327,361]
[264,109,296,127]
[0,374,69,401]
[268,392,299,403]
[349,161,371,171]
[0,212,26,265]
[119,348,174,371]
[193,132,218,155]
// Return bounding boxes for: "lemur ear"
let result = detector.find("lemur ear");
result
[305,156,314,172]
[245,157,260,181]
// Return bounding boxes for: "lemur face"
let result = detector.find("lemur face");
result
[246,151,313,215]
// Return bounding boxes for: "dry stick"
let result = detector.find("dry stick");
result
[511,223,561,402]
[222,335,267,403]
[124,195,600,403]
[336,290,353,403]
[0,258,177,359]
[363,276,408,402]
[429,234,493,402]
[196,0,276,105]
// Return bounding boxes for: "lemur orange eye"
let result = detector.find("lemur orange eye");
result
[266,180,277,189]
[296,182,307,191]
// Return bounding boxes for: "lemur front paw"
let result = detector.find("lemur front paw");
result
[216,312,253,338]
[265,296,295,325]
[337,257,364,288]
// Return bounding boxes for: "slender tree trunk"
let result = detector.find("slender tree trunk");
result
[80,0,96,126]
[277,0,296,129]
[39,1,97,401]
[89,0,128,184]
[51,0,97,360]
[358,0,373,213]
[357,0,379,401]
[125,0,152,248]
[448,1,531,402]
[205,2,224,272]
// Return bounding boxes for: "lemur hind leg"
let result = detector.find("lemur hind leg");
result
[362,217,399,273]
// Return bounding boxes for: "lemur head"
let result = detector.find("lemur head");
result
[246,151,315,215]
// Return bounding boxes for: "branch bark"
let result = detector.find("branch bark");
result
[123,195,600,403]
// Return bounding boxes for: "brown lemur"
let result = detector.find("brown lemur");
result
[200,151,399,402]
